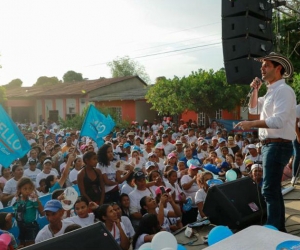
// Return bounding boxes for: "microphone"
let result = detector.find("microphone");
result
[247,78,263,97]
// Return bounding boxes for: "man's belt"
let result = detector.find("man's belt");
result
[261,138,292,145]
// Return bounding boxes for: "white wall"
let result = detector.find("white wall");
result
[56,99,63,118]
[79,98,87,114]
[45,99,53,118]
[66,98,76,114]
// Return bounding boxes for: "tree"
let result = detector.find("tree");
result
[0,86,6,107]
[291,72,300,103]
[146,69,249,119]
[107,56,150,84]
[33,76,61,86]
[63,70,83,83]
[3,78,23,88]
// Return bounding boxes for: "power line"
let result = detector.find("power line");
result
[87,41,222,67]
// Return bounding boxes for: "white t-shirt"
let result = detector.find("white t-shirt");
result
[60,162,66,172]
[234,162,247,172]
[121,216,135,238]
[165,182,183,203]
[69,168,79,183]
[154,207,171,232]
[36,170,57,188]
[35,221,74,243]
[3,178,18,195]
[155,142,176,156]
[186,135,197,145]
[63,213,95,227]
[195,188,207,220]
[129,188,154,227]
[109,222,127,246]
[97,163,118,192]
[121,183,135,195]
[135,233,148,250]
[24,168,42,185]
[180,175,199,206]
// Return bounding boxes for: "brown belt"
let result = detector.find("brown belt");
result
[261,138,292,145]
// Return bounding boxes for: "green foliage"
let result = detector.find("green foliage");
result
[3,78,23,88]
[63,70,83,83]
[0,86,7,107]
[107,56,150,84]
[59,105,128,130]
[291,73,300,103]
[146,69,249,119]
[34,76,61,86]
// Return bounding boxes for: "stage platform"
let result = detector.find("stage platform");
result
[174,181,300,249]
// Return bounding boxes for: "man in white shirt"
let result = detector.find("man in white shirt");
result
[244,144,262,163]
[24,158,41,186]
[155,134,176,156]
[35,200,73,243]
[235,52,296,232]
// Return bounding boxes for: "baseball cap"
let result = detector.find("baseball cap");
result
[162,134,168,138]
[189,165,200,170]
[123,142,131,149]
[256,142,262,148]
[28,158,37,164]
[133,171,146,180]
[0,234,11,249]
[126,132,135,137]
[155,186,172,196]
[212,136,218,141]
[218,138,226,144]
[80,145,88,151]
[43,159,52,164]
[200,140,208,145]
[217,130,222,134]
[175,140,183,145]
[145,161,156,170]
[43,200,63,212]
[134,136,141,140]
[148,152,156,158]
[251,164,263,171]
[247,144,256,149]
[228,136,234,141]
[144,138,152,145]
[167,153,177,159]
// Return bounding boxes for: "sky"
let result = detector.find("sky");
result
[0,0,223,86]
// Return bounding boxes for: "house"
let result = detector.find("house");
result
[5,76,158,124]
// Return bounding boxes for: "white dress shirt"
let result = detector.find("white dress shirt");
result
[249,79,296,140]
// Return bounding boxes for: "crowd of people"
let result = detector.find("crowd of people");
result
[0,118,272,250]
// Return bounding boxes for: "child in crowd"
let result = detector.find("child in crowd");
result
[44,153,74,193]
[0,212,18,249]
[0,166,12,193]
[148,170,164,194]
[37,179,48,196]
[35,159,57,189]
[177,160,188,179]
[69,156,84,185]
[165,170,186,208]
[119,193,130,218]
[63,196,96,227]
[195,172,213,220]
[77,151,105,205]
[132,213,161,250]
[13,177,44,246]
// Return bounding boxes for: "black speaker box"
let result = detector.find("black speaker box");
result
[222,16,272,40]
[224,58,262,84]
[203,177,266,230]
[222,0,272,20]
[223,36,272,61]
[23,222,122,250]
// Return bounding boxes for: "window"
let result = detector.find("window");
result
[215,109,222,120]
[69,107,75,114]
[198,112,206,126]
[107,107,122,121]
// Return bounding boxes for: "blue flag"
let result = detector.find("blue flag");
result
[0,105,31,167]
[80,105,116,147]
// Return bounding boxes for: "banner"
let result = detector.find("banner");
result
[0,105,31,167]
[80,105,116,147]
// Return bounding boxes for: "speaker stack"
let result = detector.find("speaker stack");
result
[222,0,273,84]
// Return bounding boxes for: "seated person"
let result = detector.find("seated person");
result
[249,164,263,187]
[35,200,73,243]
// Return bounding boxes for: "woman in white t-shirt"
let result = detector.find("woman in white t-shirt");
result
[97,144,134,204]
[63,196,95,227]
[132,213,161,250]
[69,156,84,184]
[195,172,213,220]
[96,204,129,250]
[165,170,186,208]
[2,164,23,206]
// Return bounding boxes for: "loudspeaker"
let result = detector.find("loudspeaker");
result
[224,57,262,84]
[222,0,272,19]
[221,0,273,84]
[23,222,122,250]
[203,177,266,230]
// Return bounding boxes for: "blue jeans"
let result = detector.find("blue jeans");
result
[262,142,293,231]
[292,138,300,176]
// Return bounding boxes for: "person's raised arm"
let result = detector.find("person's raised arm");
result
[57,153,75,188]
